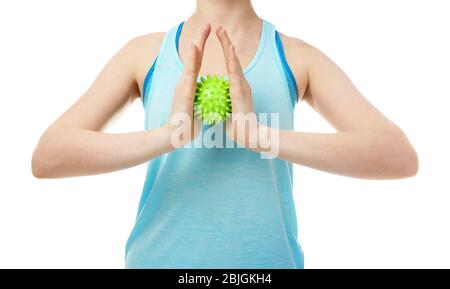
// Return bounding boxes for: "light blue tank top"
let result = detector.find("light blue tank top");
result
[125,19,304,269]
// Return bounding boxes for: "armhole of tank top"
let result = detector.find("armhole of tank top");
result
[141,57,157,107]
[274,31,299,108]
[141,23,183,108]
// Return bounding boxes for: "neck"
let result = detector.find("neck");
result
[190,0,259,33]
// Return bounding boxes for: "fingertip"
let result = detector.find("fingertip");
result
[203,23,212,35]
[215,28,222,40]
[217,26,228,39]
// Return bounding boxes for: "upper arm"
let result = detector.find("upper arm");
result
[283,34,397,132]
[51,33,164,131]
[305,45,396,131]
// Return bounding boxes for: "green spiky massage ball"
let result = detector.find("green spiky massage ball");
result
[194,75,232,125]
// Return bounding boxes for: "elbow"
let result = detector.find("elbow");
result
[381,128,419,179]
[31,147,51,179]
[31,130,60,179]
[406,145,419,177]
[397,144,419,178]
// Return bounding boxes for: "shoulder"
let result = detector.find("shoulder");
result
[277,33,311,55]
[123,32,166,62]
[277,32,328,71]
[275,32,314,101]
[122,32,167,96]
[277,32,338,72]
[275,32,334,101]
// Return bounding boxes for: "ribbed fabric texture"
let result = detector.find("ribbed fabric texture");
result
[125,19,303,269]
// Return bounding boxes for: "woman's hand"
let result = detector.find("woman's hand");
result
[167,24,211,148]
[216,26,261,149]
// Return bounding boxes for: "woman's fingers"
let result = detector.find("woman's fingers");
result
[182,24,211,88]
[194,23,211,58]
[169,24,211,146]
[215,26,244,76]
[215,26,245,97]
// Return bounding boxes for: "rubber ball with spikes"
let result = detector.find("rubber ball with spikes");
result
[194,75,232,125]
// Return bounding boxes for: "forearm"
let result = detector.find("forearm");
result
[254,125,418,179]
[32,125,174,178]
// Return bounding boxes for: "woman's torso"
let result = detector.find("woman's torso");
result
[126,19,304,269]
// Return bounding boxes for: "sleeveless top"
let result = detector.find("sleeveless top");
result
[125,19,304,269]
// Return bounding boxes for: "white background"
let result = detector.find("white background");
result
[0,0,449,269]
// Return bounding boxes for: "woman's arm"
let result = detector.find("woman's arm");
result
[274,127,418,179]
[32,125,174,178]
[32,25,211,179]
[275,41,418,179]
[217,29,418,179]
[31,35,173,178]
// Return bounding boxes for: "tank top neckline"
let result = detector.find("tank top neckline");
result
[171,19,269,77]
